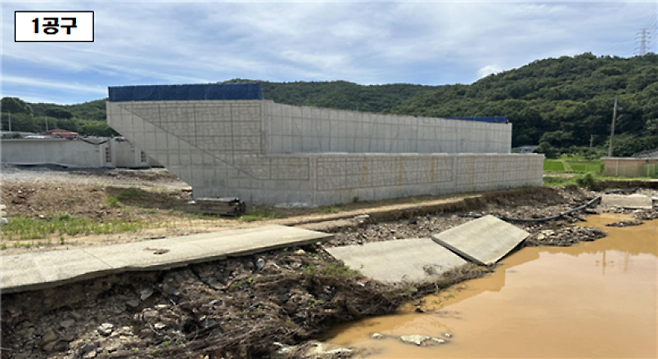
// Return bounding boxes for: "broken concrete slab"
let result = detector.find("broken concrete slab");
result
[431,215,529,266]
[1,225,332,294]
[600,194,653,209]
[325,238,468,283]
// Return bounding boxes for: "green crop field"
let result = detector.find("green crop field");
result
[543,160,566,172]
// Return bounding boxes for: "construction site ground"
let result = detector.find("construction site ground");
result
[1,165,657,359]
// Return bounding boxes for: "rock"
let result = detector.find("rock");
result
[60,319,75,329]
[400,335,430,346]
[83,350,97,359]
[41,330,58,345]
[43,340,58,352]
[78,343,97,356]
[370,332,385,340]
[154,323,166,330]
[432,338,447,344]
[256,258,265,271]
[443,332,453,338]
[126,299,140,308]
[295,249,306,255]
[97,323,114,336]
[139,289,153,301]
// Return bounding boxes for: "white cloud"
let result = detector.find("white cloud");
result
[2,75,107,95]
[478,65,503,79]
[1,1,657,103]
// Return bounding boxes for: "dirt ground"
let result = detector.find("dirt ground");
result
[1,166,657,359]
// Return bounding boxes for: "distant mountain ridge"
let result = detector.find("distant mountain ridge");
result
[3,52,657,155]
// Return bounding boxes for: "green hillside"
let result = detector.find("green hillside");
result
[2,53,657,156]
[391,53,658,156]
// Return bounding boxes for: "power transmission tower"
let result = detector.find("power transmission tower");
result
[636,28,652,56]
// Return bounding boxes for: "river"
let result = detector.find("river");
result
[327,213,658,358]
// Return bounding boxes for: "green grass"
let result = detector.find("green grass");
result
[566,162,602,173]
[2,212,146,240]
[239,209,278,222]
[105,196,120,207]
[116,188,149,202]
[543,176,578,187]
[320,206,342,214]
[543,160,566,172]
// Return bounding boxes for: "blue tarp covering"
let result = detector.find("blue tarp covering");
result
[108,83,263,102]
[444,116,508,123]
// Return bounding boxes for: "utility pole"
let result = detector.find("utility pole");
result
[44,115,49,132]
[608,96,618,157]
[8,111,12,132]
[589,134,594,149]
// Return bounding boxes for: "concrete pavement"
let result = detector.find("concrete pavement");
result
[431,215,529,266]
[325,238,468,283]
[1,225,332,294]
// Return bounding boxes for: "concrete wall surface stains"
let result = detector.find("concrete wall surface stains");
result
[0,138,114,168]
[108,100,543,205]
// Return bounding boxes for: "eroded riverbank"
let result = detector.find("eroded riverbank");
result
[326,213,658,358]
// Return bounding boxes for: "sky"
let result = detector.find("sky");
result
[1,0,657,104]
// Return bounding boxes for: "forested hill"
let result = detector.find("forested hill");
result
[391,53,658,155]
[2,53,657,155]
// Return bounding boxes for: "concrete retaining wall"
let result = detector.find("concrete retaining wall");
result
[107,100,543,205]
[0,138,114,168]
[262,101,511,154]
[602,157,658,178]
[113,138,150,168]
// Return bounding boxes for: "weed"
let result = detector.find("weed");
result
[576,173,600,190]
[59,236,66,245]
[320,206,341,214]
[240,209,277,222]
[302,264,318,276]
[2,214,145,240]
[352,196,360,203]
[105,196,120,207]
[322,264,360,279]
[0,243,6,250]
[64,196,82,204]
[116,188,149,202]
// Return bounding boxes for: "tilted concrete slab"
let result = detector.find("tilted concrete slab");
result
[431,215,529,266]
[325,238,468,283]
[1,225,332,294]
[600,194,653,209]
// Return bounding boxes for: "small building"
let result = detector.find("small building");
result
[602,157,658,178]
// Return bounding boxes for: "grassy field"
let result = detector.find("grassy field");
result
[544,155,602,174]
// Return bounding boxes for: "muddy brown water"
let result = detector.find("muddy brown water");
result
[327,214,658,358]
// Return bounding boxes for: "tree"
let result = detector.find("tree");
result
[1,97,32,115]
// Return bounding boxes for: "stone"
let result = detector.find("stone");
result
[443,332,453,338]
[295,249,306,255]
[41,330,57,345]
[400,335,431,346]
[126,299,140,308]
[371,332,385,340]
[83,350,97,359]
[154,323,166,330]
[78,343,97,356]
[43,340,58,352]
[60,319,75,329]
[97,323,114,336]
[139,289,153,301]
